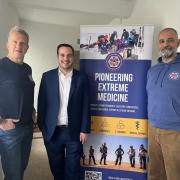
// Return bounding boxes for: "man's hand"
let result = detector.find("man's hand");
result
[80,133,88,144]
[0,119,17,130]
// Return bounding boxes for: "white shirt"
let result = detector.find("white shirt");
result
[57,69,72,126]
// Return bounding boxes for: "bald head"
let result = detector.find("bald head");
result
[159,28,178,39]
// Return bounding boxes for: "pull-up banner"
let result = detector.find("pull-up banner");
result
[80,25,154,180]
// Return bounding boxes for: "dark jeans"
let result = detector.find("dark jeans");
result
[0,125,33,180]
[44,127,81,180]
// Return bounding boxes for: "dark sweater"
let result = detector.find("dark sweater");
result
[0,57,35,126]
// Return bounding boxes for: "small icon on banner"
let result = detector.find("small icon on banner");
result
[116,120,125,129]
[135,121,140,130]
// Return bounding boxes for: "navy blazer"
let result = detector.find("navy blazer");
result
[37,68,91,141]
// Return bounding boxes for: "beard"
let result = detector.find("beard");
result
[159,47,176,59]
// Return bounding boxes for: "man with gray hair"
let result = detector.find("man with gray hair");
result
[147,28,180,180]
[0,26,34,180]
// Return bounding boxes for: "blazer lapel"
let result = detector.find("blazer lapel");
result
[53,68,60,102]
[68,69,78,103]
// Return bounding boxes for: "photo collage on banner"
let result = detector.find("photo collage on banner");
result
[80,25,154,180]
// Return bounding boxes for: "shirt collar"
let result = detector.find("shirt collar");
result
[58,68,73,78]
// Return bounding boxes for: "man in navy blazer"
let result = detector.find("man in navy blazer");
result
[37,43,91,180]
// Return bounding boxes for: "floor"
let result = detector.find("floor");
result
[24,133,53,180]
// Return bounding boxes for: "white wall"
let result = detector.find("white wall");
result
[122,0,180,63]
[0,0,19,57]
[21,0,180,108]
[123,0,180,29]
[21,20,79,109]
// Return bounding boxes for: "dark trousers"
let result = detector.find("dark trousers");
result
[139,156,146,169]
[129,156,135,167]
[89,155,96,165]
[0,125,33,180]
[44,127,81,180]
[115,155,122,165]
[100,154,107,165]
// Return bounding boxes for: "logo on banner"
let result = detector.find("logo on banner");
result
[169,71,180,80]
[105,53,123,70]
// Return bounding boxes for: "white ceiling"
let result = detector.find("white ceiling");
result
[8,0,136,27]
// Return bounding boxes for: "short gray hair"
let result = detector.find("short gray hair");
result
[8,26,29,44]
